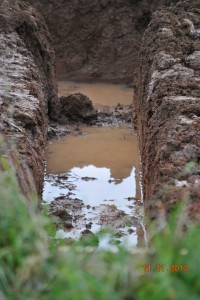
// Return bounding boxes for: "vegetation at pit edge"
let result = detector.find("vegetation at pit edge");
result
[0,156,199,300]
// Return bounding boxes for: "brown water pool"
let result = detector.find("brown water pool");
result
[43,82,145,249]
[58,81,133,107]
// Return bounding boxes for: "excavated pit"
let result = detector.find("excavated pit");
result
[24,0,175,82]
[1,0,199,240]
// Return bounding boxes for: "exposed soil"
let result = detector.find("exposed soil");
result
[24,0,177,82]
[59,93,98,124]
[48,102,133,140]
[0,0,57,195]
[135,0,200,221]
[2,0,200,226]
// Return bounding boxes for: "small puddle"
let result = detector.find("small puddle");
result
[43,82,145,248]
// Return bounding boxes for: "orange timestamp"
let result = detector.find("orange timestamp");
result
[143,264,189,272]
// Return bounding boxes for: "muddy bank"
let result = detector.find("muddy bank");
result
[0,0,57,195]
[135,0,200,220]
[24,0,176,82]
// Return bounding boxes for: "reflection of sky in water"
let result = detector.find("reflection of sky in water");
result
[54,230,139,250]
[69,165,136,214]
[43,165,137,214]
[43,183,66,203]
[43,164,145,247]
[43,81,146,247]
[98,233,138,250]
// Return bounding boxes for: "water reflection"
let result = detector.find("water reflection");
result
[46,126,140,181]
[43,80,145,246]
[43,162,144,247]
[44,165,138,214]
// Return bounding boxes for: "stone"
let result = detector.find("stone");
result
[185,51,200,70]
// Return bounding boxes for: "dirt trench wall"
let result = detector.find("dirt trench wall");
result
[0,0,58,195]
[135,0,200,220]
[24,0,177,82]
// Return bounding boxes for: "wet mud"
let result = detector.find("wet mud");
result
[0,0,57,196]
[48,82,133,140]
[43,82,145,247]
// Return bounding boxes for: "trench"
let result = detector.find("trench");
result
[43,82,145,248]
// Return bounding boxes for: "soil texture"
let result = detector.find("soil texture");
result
[24,0,177,82]
[0,0,57,195]
[135,0,200,221]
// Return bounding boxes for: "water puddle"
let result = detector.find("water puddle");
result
[43,82,145,248]
[58,81,133,108]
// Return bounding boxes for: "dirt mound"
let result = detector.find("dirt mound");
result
[135,0,200,220]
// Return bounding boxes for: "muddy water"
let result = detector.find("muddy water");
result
[58,81,133,107]
[43,82,145,248]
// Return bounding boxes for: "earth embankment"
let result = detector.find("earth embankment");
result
[25,0,176,82]
[0,0,58,195]
[135,0,200,220]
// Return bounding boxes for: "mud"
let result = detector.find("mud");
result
[0,0,57,195]
[135,0,200,220]
[3,0,199,227]
[59,93,97,124]
[48,82,133,139]
[24,0,176,82]
[44,82,144,246]
[43,127,144,247]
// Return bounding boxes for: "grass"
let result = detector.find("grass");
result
[0,157,199,300]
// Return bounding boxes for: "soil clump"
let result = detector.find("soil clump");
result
[59,93,97,124]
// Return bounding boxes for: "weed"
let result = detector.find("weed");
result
[0,157,199,300]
